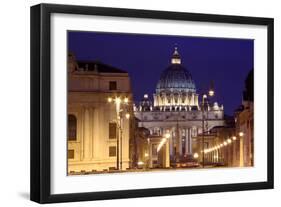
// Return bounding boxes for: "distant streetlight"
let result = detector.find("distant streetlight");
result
[125,113,130,119]
[209,80,215,97]
[124,97,129,103]
[209,90,215,97]
[107,97,113,103]
[193,152,199,159]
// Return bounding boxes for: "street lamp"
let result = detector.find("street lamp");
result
[201,83,215,168]
[107,96,130,171]
[193,152,199,159]
[125,113,130,119]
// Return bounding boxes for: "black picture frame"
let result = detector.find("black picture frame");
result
[30,3,274,204]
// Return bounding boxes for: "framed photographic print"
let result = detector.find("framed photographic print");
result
[30,3,274,203]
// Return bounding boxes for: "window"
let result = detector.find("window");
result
[109,81,117,90]
[109,122,117,139]
[68,115,77,141]
[109,146,117,157]
[68,149,74,159]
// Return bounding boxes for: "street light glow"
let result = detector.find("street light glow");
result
[165,133,171,139]
[223,141,228,146]
[232,136,237,140]
[137,161,144,165]
[125,113,130,119]
[209,90,215,97]
[124,97,129,103]
[193,153,199,159]
[239,132,244,137]
[227,138,232,144]
[157,138,167,152]
[107,97,112,103]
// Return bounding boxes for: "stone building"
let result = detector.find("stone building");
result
[134,48,225,165]
[235,69,254,167]
[67,53,132,174]
[208,123,240,167]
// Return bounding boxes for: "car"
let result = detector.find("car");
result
[171,155,200,168]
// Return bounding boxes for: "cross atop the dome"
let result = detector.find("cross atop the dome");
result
[171,46,181,64]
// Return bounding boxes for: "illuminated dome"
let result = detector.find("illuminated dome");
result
[153,47,199,107]
[156,64,196,92]
[156,47,196,93]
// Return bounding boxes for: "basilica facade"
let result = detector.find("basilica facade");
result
[134,48,225,164]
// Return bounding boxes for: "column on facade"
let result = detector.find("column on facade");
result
[191,94,194,106]
[189,128,193,154]
[153,94,157,106]
[164,141,170,167]
[169,128,174,157]
[185,128,192,155]
[158,95,162,106]
[83,107,92,160]
[178,128,183,156]
[195,94,199,106]
[93,106,100,159]
[185,128,189,155]
[239,136,244,167]
[163,94,167,106]
[148,142,153,168]
[90,108,95,159]
[216,149,219,163]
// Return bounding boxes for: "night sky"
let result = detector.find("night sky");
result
[68,31,253,115]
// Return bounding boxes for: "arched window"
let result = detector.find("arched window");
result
[68,114,77,141]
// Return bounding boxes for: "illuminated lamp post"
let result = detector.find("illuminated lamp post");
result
[201,82,215,168]
[108,96,130,170]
